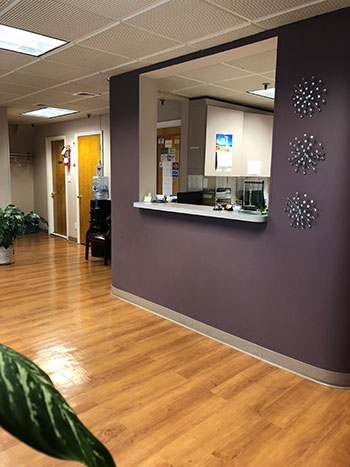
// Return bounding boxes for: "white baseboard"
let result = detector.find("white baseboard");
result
[111,286,350,389]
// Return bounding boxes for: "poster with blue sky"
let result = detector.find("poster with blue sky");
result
[216,134,233,172]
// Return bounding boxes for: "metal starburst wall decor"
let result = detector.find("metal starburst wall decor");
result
[292,77,327,118]
[288,134,325,174]
[285,192,318,229]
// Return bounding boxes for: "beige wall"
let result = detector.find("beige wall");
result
[9,124,35,213]
[0,107,11,208]
[139,76,157,200]
[33,113,110,240]
[11,162,35,213]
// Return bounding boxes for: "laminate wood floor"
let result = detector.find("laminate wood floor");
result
[0,234,349,467]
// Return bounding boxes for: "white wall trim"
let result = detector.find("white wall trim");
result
[111,286,350,389]
[74,130,103,244]
[45,135,68,238]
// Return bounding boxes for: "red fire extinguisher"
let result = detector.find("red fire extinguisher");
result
[62,146,71,167]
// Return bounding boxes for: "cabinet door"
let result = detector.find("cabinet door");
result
[241,113,273,177]
[204,106,244,177]
[188,100,206,173]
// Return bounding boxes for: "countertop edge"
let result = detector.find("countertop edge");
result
[133,202,268,223]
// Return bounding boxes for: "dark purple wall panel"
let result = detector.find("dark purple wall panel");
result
[110,9,350,373]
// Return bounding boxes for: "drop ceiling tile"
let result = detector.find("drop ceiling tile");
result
[217,74,274,92]
[0,90,18,103]
[179,63,252,83]
[224,49,277,73]
[206,0,314,21]
[0,72,63,89]
[46,45,130,72]
[22,60,88,81]
[0,50,37,71]
[126,0,247,42]
[68,73,110,90]
[52,0,163,21]
[227,91,274,111]
[5,96,42,106]
[259,70,276,80]
[158,75,204,93]
[141,46,197,65]
[31,89,77,104]
[0,81,37,94]
[7,105,36,115]
[100,60,149,75]
[189,24,263,50]
[63,96,109,111]
[9,89,74,107]
[76,62,148,86]
[255,1,350,29]
[0,0,113,42]
[53,81,106,95]
[173,83,240,101]
[80,23,180,59]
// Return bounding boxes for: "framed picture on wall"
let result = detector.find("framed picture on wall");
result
[216,134,233,172]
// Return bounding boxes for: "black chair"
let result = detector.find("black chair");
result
[85,200,111,266]
[85,222,111,266]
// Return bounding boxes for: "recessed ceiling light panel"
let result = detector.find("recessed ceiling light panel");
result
[0,24,66,56]
[22,107,79,119]
[247,87,275,100]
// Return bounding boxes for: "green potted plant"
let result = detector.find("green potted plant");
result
[24,210,47,234]
[0,204,48,265]
[0,343,116,466]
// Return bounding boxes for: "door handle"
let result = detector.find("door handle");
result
[51,192,56,197]
[77,195,83,199]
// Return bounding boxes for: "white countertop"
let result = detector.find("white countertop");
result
[133,202,268,223]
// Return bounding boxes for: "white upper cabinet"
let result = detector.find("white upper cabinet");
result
[203,104,273,177]
[204,106,244,177]
[241,112,273,177]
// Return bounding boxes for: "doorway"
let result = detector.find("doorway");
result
[51,139,67,237]
[76,133,102,244]
[157,126,181,195]
[46,136,68,238]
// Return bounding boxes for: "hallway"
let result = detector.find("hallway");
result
[0,234,349,466]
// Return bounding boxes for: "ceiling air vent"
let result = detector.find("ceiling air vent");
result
[72,92,101,97]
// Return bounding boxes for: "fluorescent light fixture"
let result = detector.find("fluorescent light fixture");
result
[0,24,66,56]
[247,87,275,99]
[22,107,79,119]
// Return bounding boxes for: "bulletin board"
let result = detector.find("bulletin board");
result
[157,126,181,195]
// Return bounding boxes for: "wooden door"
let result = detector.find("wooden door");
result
[51,139,66,236]
[78,134,101,244]
[157,127,181,195]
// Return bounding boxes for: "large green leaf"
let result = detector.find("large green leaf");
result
[0,344,116,466]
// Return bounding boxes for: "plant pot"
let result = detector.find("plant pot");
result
[0,245,15,265]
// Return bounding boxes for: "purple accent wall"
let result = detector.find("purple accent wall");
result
[110,9,350,373]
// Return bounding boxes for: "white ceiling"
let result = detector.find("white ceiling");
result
[156,43,277,111]
[0,0,348,124]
